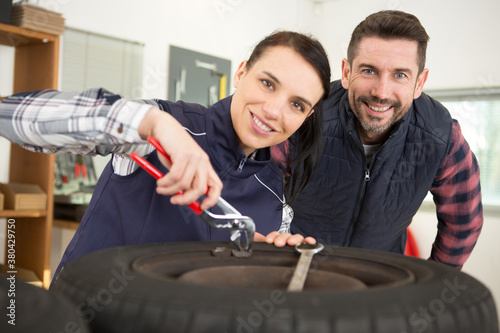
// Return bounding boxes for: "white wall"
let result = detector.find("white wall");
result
[40,0,317,99]
[311,0,500,90]
[1,0,499,320]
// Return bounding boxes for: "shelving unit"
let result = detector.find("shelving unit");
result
[0,22,59,289]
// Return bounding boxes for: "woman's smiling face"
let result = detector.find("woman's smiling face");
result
[230,46,324,156]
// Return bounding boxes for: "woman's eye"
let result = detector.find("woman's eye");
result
[291,101,304,112]
[262,79,274,89]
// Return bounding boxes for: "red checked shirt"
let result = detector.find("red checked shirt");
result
[429,120,483,269]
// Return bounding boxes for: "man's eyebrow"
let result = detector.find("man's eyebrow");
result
[359,63,413,75]
[394,67,414,75]
[263,71,313,109]
[358,63,376,70]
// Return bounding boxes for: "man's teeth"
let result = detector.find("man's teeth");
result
[253,115,272,132]
[369,105,391,112]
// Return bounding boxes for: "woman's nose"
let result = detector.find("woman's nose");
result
[262,95,285,119]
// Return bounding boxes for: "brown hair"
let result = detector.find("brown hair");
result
[247,31,331,101]
[347,10,430,74]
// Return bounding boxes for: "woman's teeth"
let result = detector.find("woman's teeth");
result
[253,115,272,132]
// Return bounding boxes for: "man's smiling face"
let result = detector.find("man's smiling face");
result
[341,37,428,144]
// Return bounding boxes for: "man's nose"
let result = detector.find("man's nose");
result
[371,75,391,100]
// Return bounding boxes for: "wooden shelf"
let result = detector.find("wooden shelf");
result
[0,210,47,218]
[0,22,58,46]
[1,22,60,289]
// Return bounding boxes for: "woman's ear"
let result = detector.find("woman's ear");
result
[233,60,248,89]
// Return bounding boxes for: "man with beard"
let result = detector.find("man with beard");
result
[279,10,483,270]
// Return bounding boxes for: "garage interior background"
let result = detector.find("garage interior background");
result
[0,0,498,319]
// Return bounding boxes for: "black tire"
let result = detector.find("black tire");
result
[52,241,499,333]
[0,274,90,333]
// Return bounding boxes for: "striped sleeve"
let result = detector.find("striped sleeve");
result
[1,89,154,154]
[429,120,483,270]
[0,88,157,175]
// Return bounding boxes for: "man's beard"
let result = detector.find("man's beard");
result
[352,96,405,134]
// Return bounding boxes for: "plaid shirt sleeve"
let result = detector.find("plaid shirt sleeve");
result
[0,88,155,175]
[429,120,483,270]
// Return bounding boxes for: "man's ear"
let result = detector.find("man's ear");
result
[233,60,248,89]
[341,58,350,90]
[413,68,429,99]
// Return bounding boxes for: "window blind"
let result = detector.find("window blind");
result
[427,88,500,207]
[59,28,145,184]
[61,27,144,99]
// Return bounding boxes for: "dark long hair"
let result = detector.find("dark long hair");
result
[247,31,331,205]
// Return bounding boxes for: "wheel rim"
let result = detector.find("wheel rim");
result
[131,244,415,291]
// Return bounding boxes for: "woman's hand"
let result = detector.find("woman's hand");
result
[254,231,316,247]
[138,107,222,210]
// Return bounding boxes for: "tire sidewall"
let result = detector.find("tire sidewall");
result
[52,242,498,333]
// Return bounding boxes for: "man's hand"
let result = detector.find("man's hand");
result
[254,231,316,247]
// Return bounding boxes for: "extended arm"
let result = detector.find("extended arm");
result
[0,89,221,209]
[429,120,483,269]
[0,89,151,155]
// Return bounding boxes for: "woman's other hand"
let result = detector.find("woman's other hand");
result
[254,231,316,247]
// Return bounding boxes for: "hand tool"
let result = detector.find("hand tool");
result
[287,242,324,292]
[130,136,255,252]
[74,155,88,180]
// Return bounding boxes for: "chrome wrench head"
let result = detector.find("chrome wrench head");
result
[129,138,256,253]
[200,210,255,252]
[287,243,324,292]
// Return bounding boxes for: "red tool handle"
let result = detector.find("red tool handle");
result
[147,136,172,163]
[130,153,163,179]
[147,136,210,193]
[129,152,203,215]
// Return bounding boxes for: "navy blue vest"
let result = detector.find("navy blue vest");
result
[290,80,453,253]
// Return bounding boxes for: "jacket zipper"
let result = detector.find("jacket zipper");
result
[343,168,370,246]
[218,156,247,181]
[237,156,247,172]
[342,119,398,246]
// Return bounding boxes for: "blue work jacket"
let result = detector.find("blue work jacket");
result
[54,96,284,279]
